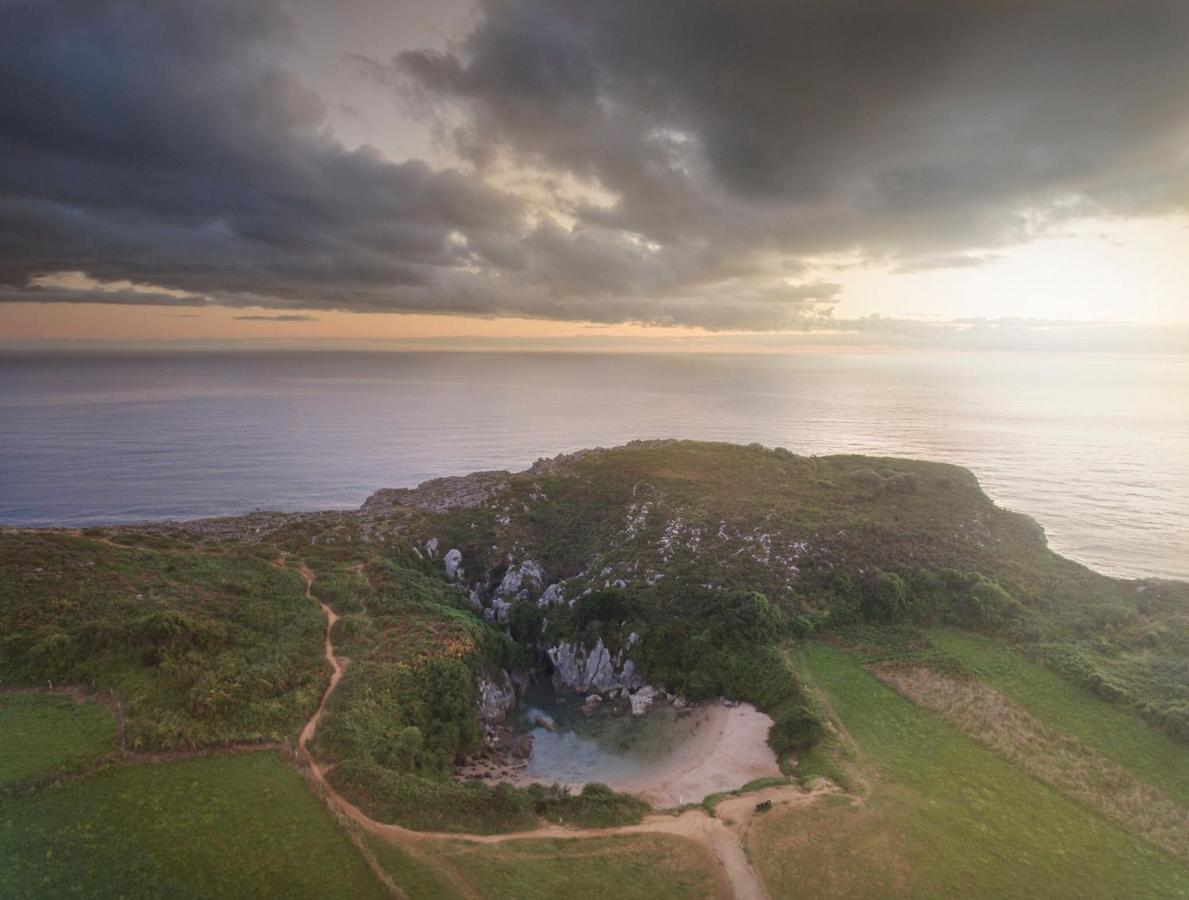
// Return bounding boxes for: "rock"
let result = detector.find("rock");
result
[672,696,690,710]
[497,560,545,597]
[547,639,625,693]
[444,548,463,581]
[630,685,656,717]
[476,671,517,746]
[619,658,642,691]
[537,583,564,607]
[490,596,512,624]
[361,471,509,515]
[534,713,557,731]
[425,537,439,558]
[511,734,534,760]
[581,694,603,716]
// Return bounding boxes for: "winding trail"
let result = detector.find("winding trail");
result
[296,562,342,754]
[291,559,832,899]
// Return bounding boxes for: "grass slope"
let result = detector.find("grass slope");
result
[752,643,1188,899]
[0,534,326,750]
[0,693,116,785]
[426,834,728,899]
[0,751,386,900]
[928,629,1189,808]
[364,836,463,899]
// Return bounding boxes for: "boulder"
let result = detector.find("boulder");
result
[490,595,512,624]
[476,671,517,746]
[443,548,463,581]
[630,685,656,717]
[497,559,545,597]
[537,583,564,607]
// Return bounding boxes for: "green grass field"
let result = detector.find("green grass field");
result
[426,833,727,899]
[928,629,1189,807]
[753,643,1188,899]
[0,693,117,785]
[365,836,463,899]
[0,751,386,899]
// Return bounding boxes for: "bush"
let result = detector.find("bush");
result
[956,578,1026,629]
[769,706,827,756]
[860,570,907,624]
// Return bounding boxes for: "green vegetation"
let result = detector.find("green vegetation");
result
[0,534,325,750]
[303,556,644,833]
[429,441,1187,740]
[0,751,386,899]
[313,558,512,774]
[755,643,1189,898]
[2,440,1186,892]
[364,837,462,899]
[331,766,648,834]
[0,693,116,785]
[928,629,1189,807]
[426,834,726,899]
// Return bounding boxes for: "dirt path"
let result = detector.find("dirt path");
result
[291,559,832,899]
[296,562,342,754]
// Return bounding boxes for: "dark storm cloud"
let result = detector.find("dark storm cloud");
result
[395,0,1189,277]
[3,1,1188,331]
[0,1,524,315]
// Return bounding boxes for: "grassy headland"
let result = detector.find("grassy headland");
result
[1,440,1185,896]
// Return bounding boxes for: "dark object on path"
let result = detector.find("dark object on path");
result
[755,800,773,813]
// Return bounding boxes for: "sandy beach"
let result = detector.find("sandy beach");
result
[486,700,782,809]
[613,702,782,807]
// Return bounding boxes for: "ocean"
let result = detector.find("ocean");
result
[1,350,1185,581]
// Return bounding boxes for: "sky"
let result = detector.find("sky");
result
[2,0,1188,352]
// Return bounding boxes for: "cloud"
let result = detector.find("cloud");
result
[891,254,1003,274]
[392,0,1189,309]
[0,285,208,307]
[1,1,1187,331]
[233,314,318,321]
[0,1,523,316]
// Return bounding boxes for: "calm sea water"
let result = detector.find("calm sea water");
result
[1,350,1186,581]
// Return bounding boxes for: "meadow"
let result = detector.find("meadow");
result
[0,692,116,785]
[928,629,1189,806]
[754,643,1189,899]
[423,834,727,899]
[0,750,386,899]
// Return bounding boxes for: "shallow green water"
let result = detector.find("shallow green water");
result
[515,681,705,785]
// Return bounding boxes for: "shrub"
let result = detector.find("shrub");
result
[956,578,1026,629]
[769,705,827,755]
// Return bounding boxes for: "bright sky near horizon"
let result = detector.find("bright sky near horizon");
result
[2,1,1188,351]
